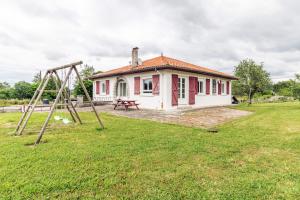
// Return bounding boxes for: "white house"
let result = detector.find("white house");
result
[90,47,237,110]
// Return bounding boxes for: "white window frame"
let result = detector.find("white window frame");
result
[101,81,106,95]
[118,81,127,97]
[221,81,226,95]
[142,77,153,95]
[197,79,205,95]
[212,79,217,95]
[178,77,187,99]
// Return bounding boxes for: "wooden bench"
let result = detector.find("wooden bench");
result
[113,100,139,111]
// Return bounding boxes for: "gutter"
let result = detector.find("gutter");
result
[89,64,238,80]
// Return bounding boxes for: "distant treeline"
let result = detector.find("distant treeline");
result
[0,64,95,101]
[231,59,300,103]
[1,61,299,104]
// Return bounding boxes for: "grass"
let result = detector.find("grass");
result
[0,102,300,199]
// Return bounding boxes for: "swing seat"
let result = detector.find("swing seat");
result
[62,118,71,124]
[54,116,62,121]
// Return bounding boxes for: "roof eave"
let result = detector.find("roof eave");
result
[89,65,238,80]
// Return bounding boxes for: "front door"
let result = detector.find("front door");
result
[178,77,187,105]
[118,81,127,97]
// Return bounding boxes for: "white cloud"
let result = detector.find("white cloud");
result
[0,0,299,84]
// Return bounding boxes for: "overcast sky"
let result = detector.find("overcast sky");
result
[0,0,299,84]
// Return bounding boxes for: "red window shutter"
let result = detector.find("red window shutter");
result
[189,76,197,105]
[96,81,100,94]
[206,79,210,95]
[218,81,222,95]
[226,81,230,95]
[134,77,140,95]
[195,77,198,94]
[172,74,178,106]
[152,74,160,95]
[106,80,110,95]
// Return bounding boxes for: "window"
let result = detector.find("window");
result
[143,78,152,94]
[178,77,185,98]
[118,81,127,97]
[101,82,106,94]
[197,79,205,94]
[212,79,217,94]
[221,81,225,94]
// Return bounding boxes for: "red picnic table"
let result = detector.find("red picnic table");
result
[113,99,140,111]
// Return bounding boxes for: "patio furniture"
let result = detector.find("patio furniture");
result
[113,99,139,111]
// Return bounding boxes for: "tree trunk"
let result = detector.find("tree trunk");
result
[248,88,254,105]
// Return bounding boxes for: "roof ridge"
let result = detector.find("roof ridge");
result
[161,55,224,74]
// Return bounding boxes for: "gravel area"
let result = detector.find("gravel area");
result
[80,104,252,128]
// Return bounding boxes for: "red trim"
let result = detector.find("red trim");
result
[172,74,178,106]
[96,81,100,94]
[152,74,160,95]
[206,79,210,95]
[218,80,222,95]
[195,77,198,93]
[226,81,230,95]
[90,65,238,80]
[134,77,140,95]
[189,76,197,105]
[105,80,110,95]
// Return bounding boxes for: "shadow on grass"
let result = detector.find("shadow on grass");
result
[24,139,48,147]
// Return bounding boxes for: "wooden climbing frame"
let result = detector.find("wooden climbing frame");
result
[15,61,104,145]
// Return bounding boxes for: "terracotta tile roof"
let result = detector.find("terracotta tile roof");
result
[90,55,237,80]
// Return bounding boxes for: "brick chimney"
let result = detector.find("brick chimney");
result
[132,47,139,67]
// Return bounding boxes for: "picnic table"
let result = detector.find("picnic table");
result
[113,99,139,111]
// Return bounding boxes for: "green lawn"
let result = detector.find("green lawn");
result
[0,102,300,199]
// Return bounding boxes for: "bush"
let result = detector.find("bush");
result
[292,85,300,100]
[0,99,30,106]
[14,81,34,99]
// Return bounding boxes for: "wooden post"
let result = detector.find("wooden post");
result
[51,73,77,123]
[15,71,49,133]
[35,67,73,145]
[17,72,53,135]
[15,61,104,145]
[73,66,104,129]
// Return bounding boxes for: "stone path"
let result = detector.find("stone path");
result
[81,105,252,128]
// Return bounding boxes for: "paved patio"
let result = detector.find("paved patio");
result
[82,104,252,128]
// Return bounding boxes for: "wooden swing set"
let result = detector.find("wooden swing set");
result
[15,61,104,145]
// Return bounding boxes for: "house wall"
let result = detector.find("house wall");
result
[159,70,232,110]
[93,70,232,111]
[93,71,163,109]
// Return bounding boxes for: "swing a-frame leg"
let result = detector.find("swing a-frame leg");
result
[35,67,73,145]
[16,71,53,135]
[14,61,105,145]
[73,67,104,129]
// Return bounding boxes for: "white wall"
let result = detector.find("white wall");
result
[93,71,163,110]
[93,70,233,111]
[162,70,232,110]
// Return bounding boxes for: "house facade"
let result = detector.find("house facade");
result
[90,47,237,110]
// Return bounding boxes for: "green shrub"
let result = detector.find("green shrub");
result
[0,99,30,106]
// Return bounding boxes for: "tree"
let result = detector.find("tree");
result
[295,73,300,81]
[292,85,300,100]
[0,82,10,90]
[233,59,272,104]
[0,82,14,99]
[32,72,57,100]
[273,80,296,96]
[73,64,96,98]
[73,79,93,98]
[32,71,42,83]
[14,81,34,99]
